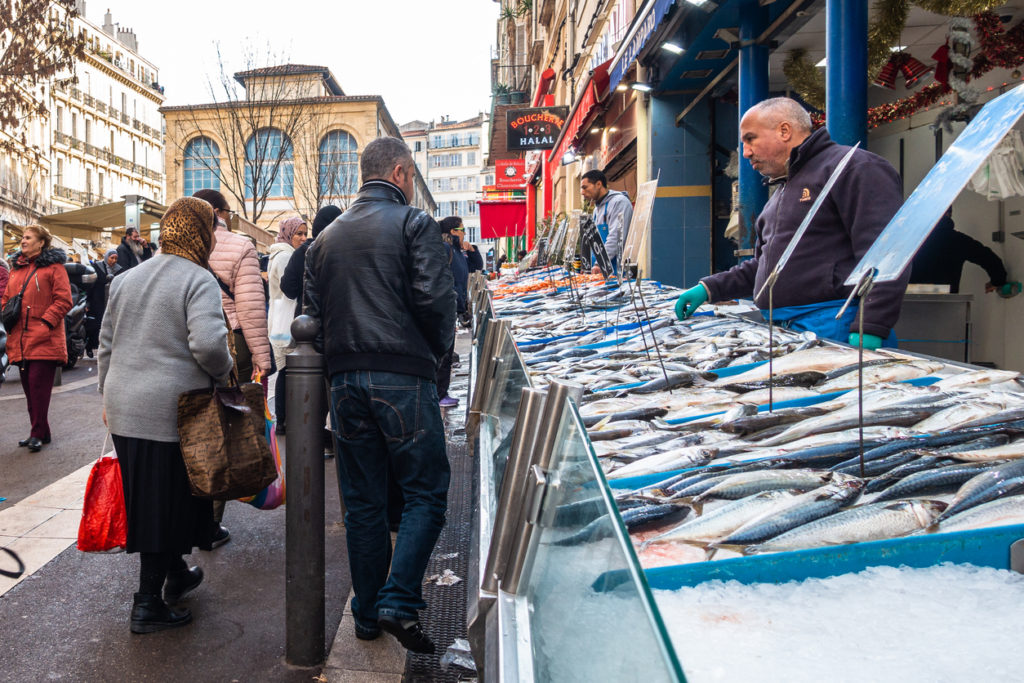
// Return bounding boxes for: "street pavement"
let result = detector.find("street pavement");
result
[0,357,351,681]
[0,332,475,682]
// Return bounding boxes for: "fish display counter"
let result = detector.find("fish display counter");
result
[464,270,1024,681]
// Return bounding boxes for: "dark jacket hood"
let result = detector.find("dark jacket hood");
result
[12,247,67,269]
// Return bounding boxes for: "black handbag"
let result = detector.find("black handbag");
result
[2,265,38,330]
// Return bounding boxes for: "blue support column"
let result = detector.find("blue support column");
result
[826,0,868,146]
[649,95,713,288]
[738,1,769,259]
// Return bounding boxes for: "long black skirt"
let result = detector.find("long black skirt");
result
[112,435,214,555]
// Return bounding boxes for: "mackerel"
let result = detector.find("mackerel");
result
[813,360,944,393]
[746,499,946,553]
[937,458,1024,522]
[935,494,1024,532]
[713,475,866,547]
[646,491,800,545]
[872,461,1007,502]
[693,469,834,502]
[552,503,690,546]
[832,449,923,477]
[863,455,955,494]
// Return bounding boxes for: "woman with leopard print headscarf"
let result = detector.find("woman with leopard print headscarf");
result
[98,197,234,635]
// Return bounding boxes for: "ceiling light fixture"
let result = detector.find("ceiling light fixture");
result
[661,42,684,55]
[631,82,654,92]
[616,83,629,92]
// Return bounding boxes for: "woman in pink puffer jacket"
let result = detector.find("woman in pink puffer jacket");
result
[193,190,272,380]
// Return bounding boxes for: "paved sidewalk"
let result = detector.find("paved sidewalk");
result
[324,330,476,682]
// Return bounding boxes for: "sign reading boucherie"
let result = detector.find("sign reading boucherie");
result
[506,106,569,151]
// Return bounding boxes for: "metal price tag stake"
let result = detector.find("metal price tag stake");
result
[625,265,653,362]
[837,268,877,478]
[755,143,862,414]
[632,264,673,393]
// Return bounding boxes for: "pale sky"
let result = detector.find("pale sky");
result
[87,0,500,126]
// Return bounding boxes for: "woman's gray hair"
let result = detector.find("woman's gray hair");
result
[360,136,413,180]
[750,97,813,133]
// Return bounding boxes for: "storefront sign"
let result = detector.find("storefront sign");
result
[479,200,527,239]
[506,107,569,151]
[608,0,675,92]
[495,159,527,190]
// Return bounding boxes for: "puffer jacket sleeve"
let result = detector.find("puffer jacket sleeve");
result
[232,239,273,373]
[406,212,456,359]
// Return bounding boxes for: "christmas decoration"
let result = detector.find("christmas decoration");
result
[799,11,1024,129]
[783,49,825,110]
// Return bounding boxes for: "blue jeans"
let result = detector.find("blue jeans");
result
[328,370,450,630]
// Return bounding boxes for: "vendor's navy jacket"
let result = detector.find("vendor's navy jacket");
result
[910,213,1007,293]
[447,240,469,315]
[304,180,456,381]
[701,128,909,339]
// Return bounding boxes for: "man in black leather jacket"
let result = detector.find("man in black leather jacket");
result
[304,136,455,654]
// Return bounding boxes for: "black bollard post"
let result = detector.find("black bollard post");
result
[285,315,326,666]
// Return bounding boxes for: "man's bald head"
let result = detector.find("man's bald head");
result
[740,97,813,178]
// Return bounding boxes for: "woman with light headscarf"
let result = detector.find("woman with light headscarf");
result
[99,197,234,634]
[267,214,307,433]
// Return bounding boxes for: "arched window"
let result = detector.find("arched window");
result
[319,130,359,197]
[183,136,220,195]
[245,128,293,198]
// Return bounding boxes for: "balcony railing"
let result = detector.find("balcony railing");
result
[53,131,163,182]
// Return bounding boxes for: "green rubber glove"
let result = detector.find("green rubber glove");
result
[675,284,709,320]
[848,333,883,350]
[999,282,1022,298]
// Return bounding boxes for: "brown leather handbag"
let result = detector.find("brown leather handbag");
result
[177,376,277,500]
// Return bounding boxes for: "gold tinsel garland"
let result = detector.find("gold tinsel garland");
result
[785,0,1002,109]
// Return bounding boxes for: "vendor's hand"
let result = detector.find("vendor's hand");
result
[252,361,264,380]
[848,333,883,350]
[674,284,708,320]
[591,265,603,276]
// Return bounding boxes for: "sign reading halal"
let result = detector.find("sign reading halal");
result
[506,106,568,151]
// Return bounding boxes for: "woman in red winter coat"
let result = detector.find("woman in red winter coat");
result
[1,225,73,451]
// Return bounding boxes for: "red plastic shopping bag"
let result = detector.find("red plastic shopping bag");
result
[77,453,127,552]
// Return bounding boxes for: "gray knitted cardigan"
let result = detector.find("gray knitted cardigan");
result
[98,253,233,442]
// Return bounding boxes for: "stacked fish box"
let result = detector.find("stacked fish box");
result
[487,270,1024,582]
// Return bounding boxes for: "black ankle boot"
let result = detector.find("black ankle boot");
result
[130,593,192,634]
[163,566,204,604]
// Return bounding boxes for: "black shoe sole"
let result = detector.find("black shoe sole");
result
[354,627,381,641]
[131,613,193,634]
[377,617,435,654]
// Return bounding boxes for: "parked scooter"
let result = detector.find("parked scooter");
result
[63,262,96,369]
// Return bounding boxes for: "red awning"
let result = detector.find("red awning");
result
[533,68,556,107]
[478,201,527,240]
[547,59,612,168]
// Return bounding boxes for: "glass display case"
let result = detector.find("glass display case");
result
[517,397,685,682]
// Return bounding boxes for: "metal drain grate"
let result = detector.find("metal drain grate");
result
[405,363,477,682]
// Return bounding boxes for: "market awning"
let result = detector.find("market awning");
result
[533,68,556,107]
[608,0,676,93]
[479,200,527,240]
[38,197,166,241]
[547,59,612,169]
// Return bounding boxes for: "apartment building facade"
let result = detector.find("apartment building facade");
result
[50,4,165,212]
[399,115,492,245]
[0,1,164,242]
[163,64,434,236]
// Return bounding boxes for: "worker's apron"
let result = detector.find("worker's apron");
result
[770,299,898,347]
